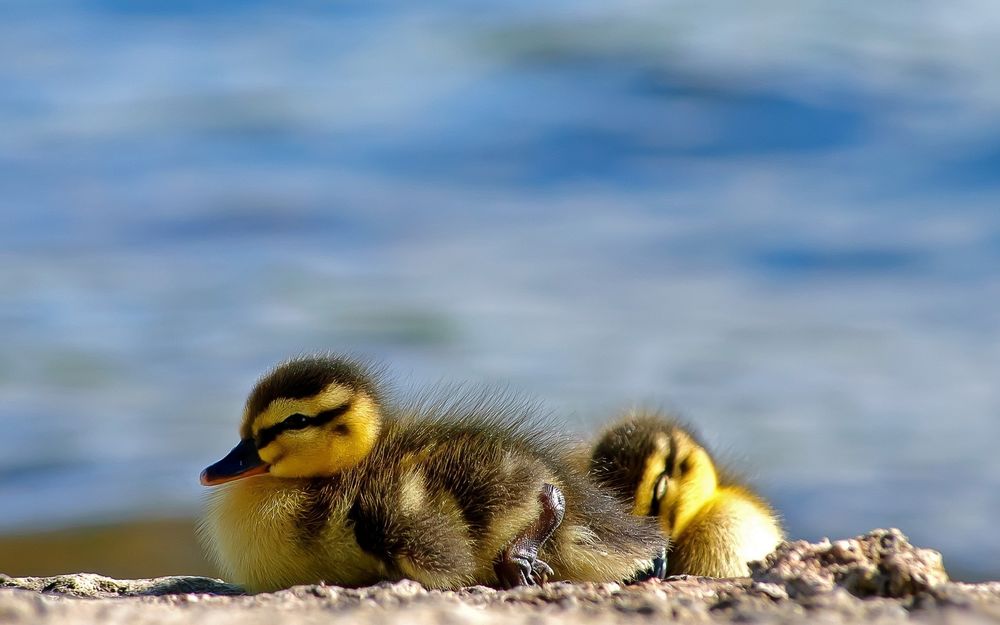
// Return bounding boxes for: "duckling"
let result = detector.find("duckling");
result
[589,412,783,577]
[199,355,666,592]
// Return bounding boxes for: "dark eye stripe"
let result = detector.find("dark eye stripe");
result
[664,432,678,476]
[312,403,351,427]
[256,402,351,449]
[649,472,668,517]
[256,422,288,450]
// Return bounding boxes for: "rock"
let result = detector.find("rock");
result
[0,573,244,597]
[0,530,998,625]
[750,528,949,598]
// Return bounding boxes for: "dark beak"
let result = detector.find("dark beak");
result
[200,438,269,486]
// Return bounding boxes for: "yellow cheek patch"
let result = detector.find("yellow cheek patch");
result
[264,431,336,478]
[257,440,287,465]
[666,446,718,538]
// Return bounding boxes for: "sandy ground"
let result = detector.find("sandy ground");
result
[2,529,999,625]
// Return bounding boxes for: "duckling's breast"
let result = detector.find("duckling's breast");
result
[713,487,784,563]
[200,476,387,592]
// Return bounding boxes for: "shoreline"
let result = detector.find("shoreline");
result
[0,518,212,580]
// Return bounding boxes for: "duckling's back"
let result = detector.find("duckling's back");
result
[346,396,667,586]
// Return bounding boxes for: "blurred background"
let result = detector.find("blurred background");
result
[1,0,999,582]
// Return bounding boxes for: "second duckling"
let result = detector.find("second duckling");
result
[199,355,666,592]
[590,412,783,577]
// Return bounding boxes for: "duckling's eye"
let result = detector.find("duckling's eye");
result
[654,473,668,500]
[282,413,310,430]
[650,472,669,516]
[679,458,692,474]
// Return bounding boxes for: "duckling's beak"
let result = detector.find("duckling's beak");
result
[200,438,270,486]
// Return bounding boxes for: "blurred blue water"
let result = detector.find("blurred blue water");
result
[1,1,999,579]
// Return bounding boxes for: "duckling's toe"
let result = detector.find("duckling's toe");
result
[531,557,554,583]
[496,554,554,588]
[627,546,669,584]
[651,547,668,579]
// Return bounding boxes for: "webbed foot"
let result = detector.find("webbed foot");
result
[627,546,668,583]
[494,483,565,589]
[495,554,555,588]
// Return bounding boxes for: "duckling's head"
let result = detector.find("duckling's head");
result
[200,356,383,485]
[591,413,718,537]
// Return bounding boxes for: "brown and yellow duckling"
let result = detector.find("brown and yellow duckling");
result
[199,355,666,592]
[590,412,783,577]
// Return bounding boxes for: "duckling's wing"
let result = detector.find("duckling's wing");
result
[347,478,477,588]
